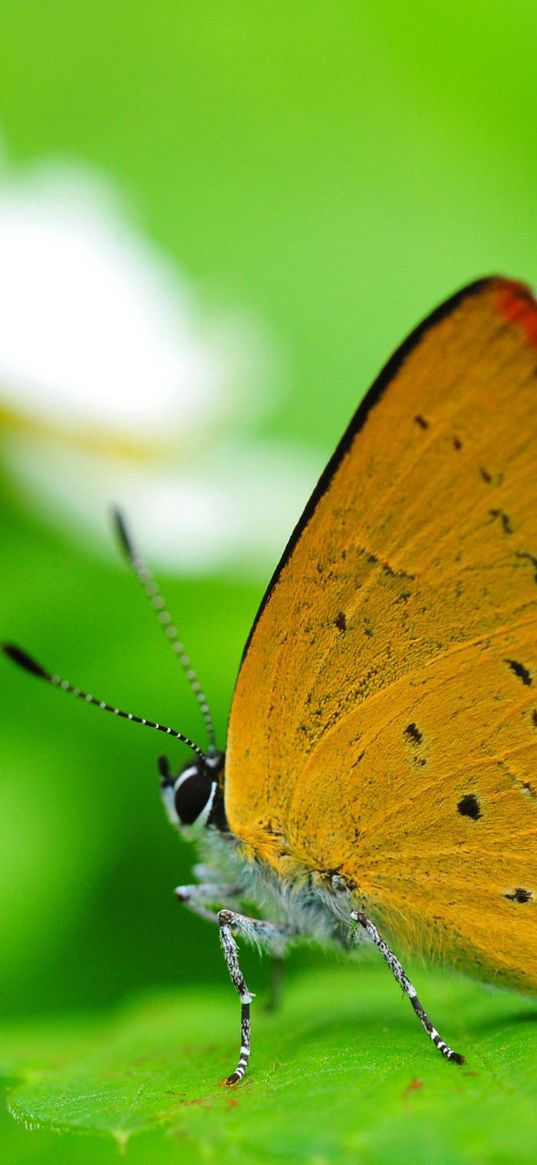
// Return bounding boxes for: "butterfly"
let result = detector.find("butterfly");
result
[5,276,537,1084]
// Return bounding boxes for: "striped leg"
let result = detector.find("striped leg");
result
[175,882,243,925]
[351,911,464,1065]
[217,909,292,1085]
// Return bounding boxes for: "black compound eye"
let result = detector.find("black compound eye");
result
[174,766,214,826]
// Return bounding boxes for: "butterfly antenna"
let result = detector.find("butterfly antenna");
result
[2,644,207,761]
[112,509,217,751]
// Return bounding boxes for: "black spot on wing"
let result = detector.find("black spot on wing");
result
[489,508,513,535]
[414,414,429,430]
[504,887,533,904]
[505,659,533,686]
[452,435,462,450]
[403,721,427,766]
[404,722,423,744]
[457,794,482,820]
[516,551,537,583]
[366,551,415,582]
[479,466,503,486]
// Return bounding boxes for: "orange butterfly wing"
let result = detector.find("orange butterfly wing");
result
[226,277,537,992]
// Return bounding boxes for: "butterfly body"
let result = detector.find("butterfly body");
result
[197,824,359,952]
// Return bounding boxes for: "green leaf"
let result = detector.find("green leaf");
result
[3,964,537,1162]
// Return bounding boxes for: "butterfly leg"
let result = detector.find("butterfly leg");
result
[351,911,464,1065]
[218,908,293,1085]
[175,882,244,925]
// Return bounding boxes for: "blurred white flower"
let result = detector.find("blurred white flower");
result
[0,159,317,572]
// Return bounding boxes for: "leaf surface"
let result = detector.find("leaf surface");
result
[2,965,537,1162]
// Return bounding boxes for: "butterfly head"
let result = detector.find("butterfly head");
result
[159,748,227,836]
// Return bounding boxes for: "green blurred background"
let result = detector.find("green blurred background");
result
[1,0,536,1072]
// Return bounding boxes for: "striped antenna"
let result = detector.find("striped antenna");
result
[2,644,207,761]
[113,509,217,750]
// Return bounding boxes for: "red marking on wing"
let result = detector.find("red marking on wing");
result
[496,279,537,350]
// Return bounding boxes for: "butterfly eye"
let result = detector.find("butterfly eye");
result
[174,764,216,827]
[160,751,225,831]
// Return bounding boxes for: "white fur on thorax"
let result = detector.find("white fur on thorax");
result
[197,826,371,953]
